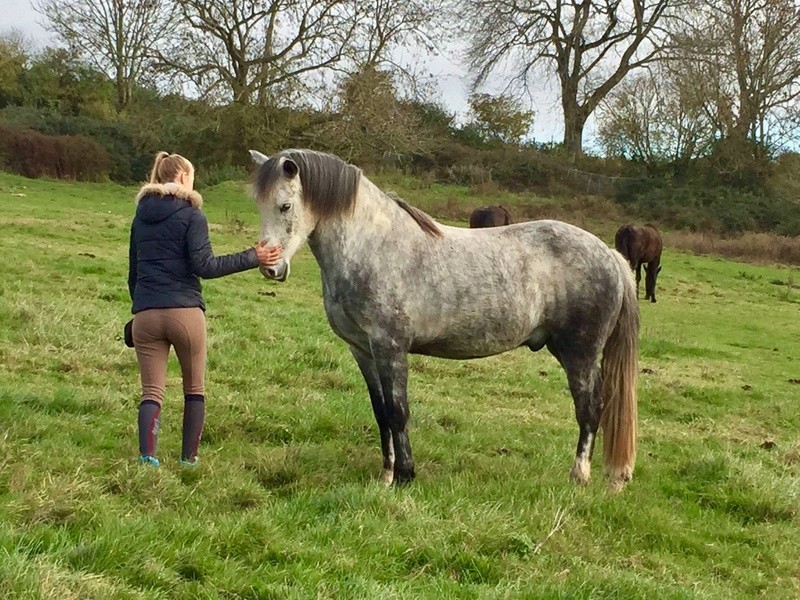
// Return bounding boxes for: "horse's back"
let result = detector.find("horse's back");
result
[512,220,628,320]
[430,220,627,338]
[448,219,620,272]
[435,221,624,356]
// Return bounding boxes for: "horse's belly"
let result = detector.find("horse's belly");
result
[410,315,540,359]
[411,340,521,360]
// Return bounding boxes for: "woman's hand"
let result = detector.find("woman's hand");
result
[255,240,283,267]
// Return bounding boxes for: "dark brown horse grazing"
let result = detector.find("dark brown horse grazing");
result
[469,205,511,228]
[615,224,663,303]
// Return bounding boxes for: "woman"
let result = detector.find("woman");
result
[128,151,281,467]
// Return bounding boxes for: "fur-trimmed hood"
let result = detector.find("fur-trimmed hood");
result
[135,182,203,208]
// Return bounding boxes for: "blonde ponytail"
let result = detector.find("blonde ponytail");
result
[148,151,193,184]
[148,151,170,183]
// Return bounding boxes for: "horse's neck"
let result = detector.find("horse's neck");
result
[308,178,421,276]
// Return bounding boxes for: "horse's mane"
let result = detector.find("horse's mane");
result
[385,191,443,238]
[253,149,441,238]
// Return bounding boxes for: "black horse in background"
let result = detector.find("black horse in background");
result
[615,224,663,303]
[469,205,511,228]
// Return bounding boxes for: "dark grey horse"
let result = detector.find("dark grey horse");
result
[470,205,511,228]
[614,223,663,303]
[250,149,639,491]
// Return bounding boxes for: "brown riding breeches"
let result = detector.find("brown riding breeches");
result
[132,307,206,405]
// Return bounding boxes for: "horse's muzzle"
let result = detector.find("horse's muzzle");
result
[260,260,289,282]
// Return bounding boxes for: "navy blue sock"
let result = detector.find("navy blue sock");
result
[138,400,161,457]
[181,394,205,461]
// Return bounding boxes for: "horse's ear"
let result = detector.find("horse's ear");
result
[282,158,299,178]
[249,150,269,165]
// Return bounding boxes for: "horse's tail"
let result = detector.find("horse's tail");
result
[600,252,639,490]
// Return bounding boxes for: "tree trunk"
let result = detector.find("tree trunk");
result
[114,2,126,112]
[115,67,128,111]
[563,102,588,154]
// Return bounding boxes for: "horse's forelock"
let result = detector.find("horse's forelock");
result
[252,153,283,201]
[253,149,361,220]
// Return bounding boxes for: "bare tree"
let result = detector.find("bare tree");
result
[157,0,360,106]
[597,74,662,162]
[597,65,715,166]
[352,0,450,68]
[460,0,684,153]
[341,0,452,99]
[674,0,800,155]
[34,0,176,110]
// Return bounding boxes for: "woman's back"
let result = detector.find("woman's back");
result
[130,183,205,312]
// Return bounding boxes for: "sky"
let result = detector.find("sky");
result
[0,0,574,144]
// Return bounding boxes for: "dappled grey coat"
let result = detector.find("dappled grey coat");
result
[128,183,258,313]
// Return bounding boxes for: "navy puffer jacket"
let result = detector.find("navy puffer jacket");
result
[128,183,258,313]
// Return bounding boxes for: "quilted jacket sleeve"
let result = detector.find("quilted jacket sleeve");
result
[186,210,259,279]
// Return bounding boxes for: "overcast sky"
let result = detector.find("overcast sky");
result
[0,0,576,144]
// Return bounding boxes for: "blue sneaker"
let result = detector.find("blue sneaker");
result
[138,455,160,467]
[179,457,199,468]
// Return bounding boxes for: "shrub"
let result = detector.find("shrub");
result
[614,177,800,236]
[1,106,137,181]
[0,124,109,180]
[485,147,551,192]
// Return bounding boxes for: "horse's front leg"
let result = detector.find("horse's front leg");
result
[350,346,395,485]
[372,344,415,485]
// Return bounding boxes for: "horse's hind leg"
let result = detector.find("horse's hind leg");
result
[569,364,603,485]
[635,263,642,299]
[549,343,603,485]
[350,346,395,486]
[645,259,659,303]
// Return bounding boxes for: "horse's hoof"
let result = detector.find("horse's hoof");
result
[393,466,415,486]
[380,468,394,487]
[570,460,591,486]
[571,474,590,486]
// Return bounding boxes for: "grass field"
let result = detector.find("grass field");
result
[0,172,799,599]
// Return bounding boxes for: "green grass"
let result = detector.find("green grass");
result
[1,173,799,599]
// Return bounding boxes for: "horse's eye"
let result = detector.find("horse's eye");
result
[279,203,291,213]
